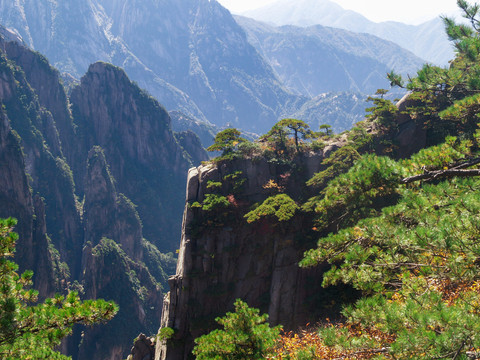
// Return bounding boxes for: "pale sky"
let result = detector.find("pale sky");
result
[217,0,461,25]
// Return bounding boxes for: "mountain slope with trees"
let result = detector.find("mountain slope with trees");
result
[157,2,480,359]
[0,32,201,359]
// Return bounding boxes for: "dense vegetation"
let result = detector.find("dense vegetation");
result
[193,1,480,359]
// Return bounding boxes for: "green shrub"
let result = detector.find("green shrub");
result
[157,327,174,341]
[245,194,299,223]
[206,181,222,190]
[202,194,230,212]
[193,299,281,360]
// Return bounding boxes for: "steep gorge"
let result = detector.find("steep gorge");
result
[0,32,204,359]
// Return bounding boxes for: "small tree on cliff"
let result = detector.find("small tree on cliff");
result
[193,299,281,360]
[0,217,118,359]
[207,128,246,156]
[278,118,310,152]
[262,119,310,154]
[261,123,289,155]
[319,124,333,137]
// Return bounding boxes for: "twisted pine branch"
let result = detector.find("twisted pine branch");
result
[401,157,480,184]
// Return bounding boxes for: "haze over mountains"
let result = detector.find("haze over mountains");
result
[237,16,424,95]
[0,0,424,134]
[243,0,455,66]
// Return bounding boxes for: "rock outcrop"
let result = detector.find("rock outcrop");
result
[128,334,156,360]
[70,62,190,251]
[156,153,334,360]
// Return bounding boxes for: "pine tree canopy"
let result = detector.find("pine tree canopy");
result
[0,218,118,360]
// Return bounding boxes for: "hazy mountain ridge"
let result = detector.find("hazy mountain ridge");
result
[236,16,423,96]
[243,0,455,66]
[0,0,430,135]
[0,0,303,132]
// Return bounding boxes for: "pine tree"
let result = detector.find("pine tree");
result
[207,128,246,156]
[277,118,310,152]
[0,218,118,359]
[193,299,281,360]
[293,2,480,358]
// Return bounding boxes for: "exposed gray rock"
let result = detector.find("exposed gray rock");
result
[128,334,155,360]
[156,154,328,360]
[70,62,190,251]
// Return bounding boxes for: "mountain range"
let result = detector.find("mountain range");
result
[243,0,455,66]
[0,0,424,134]
[0,0,462,359]
[236,15,424,96]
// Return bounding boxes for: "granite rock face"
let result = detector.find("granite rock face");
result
[156,153,333,360]
[0,34,197,359]
[70,62,191,251]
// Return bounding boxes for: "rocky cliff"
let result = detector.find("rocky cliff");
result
[0,32,203,359]
[0,34,80,284]
[78,147,164,360]
[154,89,434,359]
[156,152,346,360]
[70,61,191,251]
[0,103,56,298]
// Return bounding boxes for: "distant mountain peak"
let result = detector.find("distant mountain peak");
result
[243,0,454,65]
